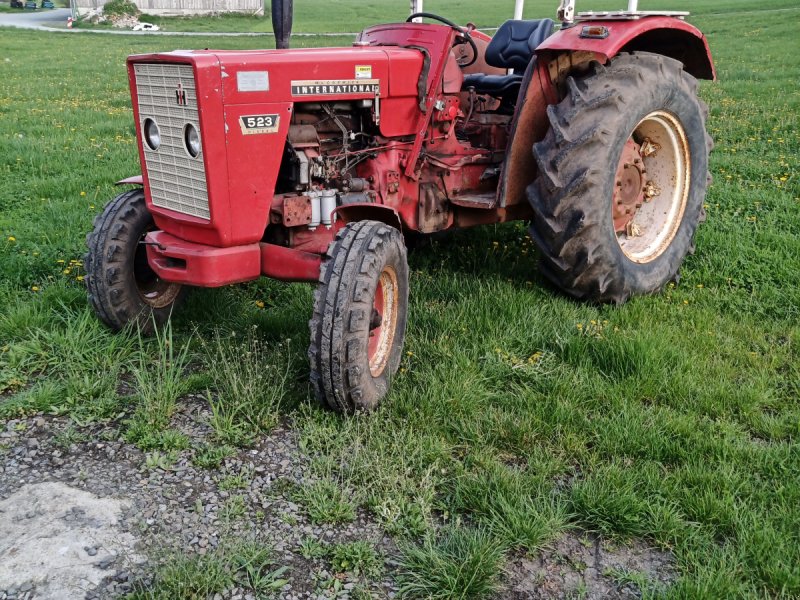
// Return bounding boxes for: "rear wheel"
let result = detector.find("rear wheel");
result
[527,52,713,303]
[309,220,409,413]
[85,189,184,334]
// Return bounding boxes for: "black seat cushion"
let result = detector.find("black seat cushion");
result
[484,19,555,72]
[462,73,523,97]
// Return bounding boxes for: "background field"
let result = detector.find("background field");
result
[1,0,799,597]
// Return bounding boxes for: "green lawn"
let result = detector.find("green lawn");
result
[1,0,799,597]
[70,0,800,32]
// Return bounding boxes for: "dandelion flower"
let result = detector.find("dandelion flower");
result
[254,300,265,308]
[7,236,15,242]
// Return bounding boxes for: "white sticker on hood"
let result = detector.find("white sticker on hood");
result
[237,71,270,92]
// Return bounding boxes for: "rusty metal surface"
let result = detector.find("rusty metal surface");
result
[612,138,646,233]
[499,61,556,208]
[334,204,403,231]
[282,195,313,227]
[418,182,451,233]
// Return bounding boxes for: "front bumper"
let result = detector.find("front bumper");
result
[145,231,322,286]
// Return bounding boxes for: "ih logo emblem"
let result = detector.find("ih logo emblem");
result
[175,83,187,106]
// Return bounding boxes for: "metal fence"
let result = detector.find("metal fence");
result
[74,0,264,16]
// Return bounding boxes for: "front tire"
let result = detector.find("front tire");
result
[309,221,409,413]
[85,189,184,334]
[528,52,713,303]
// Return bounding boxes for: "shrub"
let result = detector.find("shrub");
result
[102,0,138,18]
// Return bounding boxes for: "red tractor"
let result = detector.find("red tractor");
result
[86,0,714,412]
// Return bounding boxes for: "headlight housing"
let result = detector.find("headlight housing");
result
[184,123,201,158]
[143,118,160,151]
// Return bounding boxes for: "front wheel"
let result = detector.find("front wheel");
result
[85,189,185,334]
[309,220,409,413]
[528,52,713,303]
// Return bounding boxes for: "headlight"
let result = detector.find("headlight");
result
[184,123,201,158]
[143,118,160,151]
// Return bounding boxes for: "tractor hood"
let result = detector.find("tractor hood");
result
[128,46,424,106]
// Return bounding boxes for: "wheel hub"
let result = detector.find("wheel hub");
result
[134,234,182,309]
[612,139,646,233]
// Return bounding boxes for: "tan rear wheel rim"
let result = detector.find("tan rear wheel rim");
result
[615,111,691,263]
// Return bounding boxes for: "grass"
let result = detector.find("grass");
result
[330,540,384,578]
[0,0,799,597]
[396,526,506,600]
[292,479,357,524]
[129,538,289,599]
[201,330,290,447]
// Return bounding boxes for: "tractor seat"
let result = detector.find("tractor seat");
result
[462,18,555,99]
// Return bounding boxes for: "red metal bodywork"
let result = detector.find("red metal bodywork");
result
[126,17,713,287]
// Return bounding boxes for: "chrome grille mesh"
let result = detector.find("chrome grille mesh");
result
[133,63,210,220]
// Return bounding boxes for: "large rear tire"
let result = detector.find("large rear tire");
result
[527,52,713,303]
[85,189,185,334]
[309,220,409,413]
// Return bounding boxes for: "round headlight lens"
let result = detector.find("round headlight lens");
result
[184,123,201,158]
[143,118,160,151]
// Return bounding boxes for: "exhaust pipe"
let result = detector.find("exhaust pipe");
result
[271,0,293,50]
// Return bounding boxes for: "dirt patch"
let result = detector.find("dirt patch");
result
[501,531,676,599]
[0,482,141,600]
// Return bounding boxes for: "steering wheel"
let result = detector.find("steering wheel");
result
[406,12,478,67]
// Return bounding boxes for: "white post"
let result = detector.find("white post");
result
[410,0,423,22]
[513,0,524,20]
[627,0,639,12]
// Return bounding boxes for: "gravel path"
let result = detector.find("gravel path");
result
[0,399,400,600]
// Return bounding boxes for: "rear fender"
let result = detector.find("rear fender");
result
[334,204,403,231]
[536,17,715,80]
[499,17,714,208]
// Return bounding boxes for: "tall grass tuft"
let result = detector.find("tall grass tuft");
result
[125,322,191,450]
[201,330,290,447]
[396,526,505,600]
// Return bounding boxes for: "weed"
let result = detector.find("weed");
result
[125,324,191,451]
[279,512,298,526]
[202,331,289,447]
[218,467,252,490]
[293,479,356,525]
[396,526,505,600]
[144,449,179,471]
[603,567,656,596]
[128,537,290,598]
[330,540,384,578]
[192,443,235,469]
[128,552,233,599]
[231,541,290,594]
[299,536,328,560]
[53,425,88,449]
[220,495,247,523]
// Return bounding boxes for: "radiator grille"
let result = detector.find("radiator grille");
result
[133,63,210,220]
